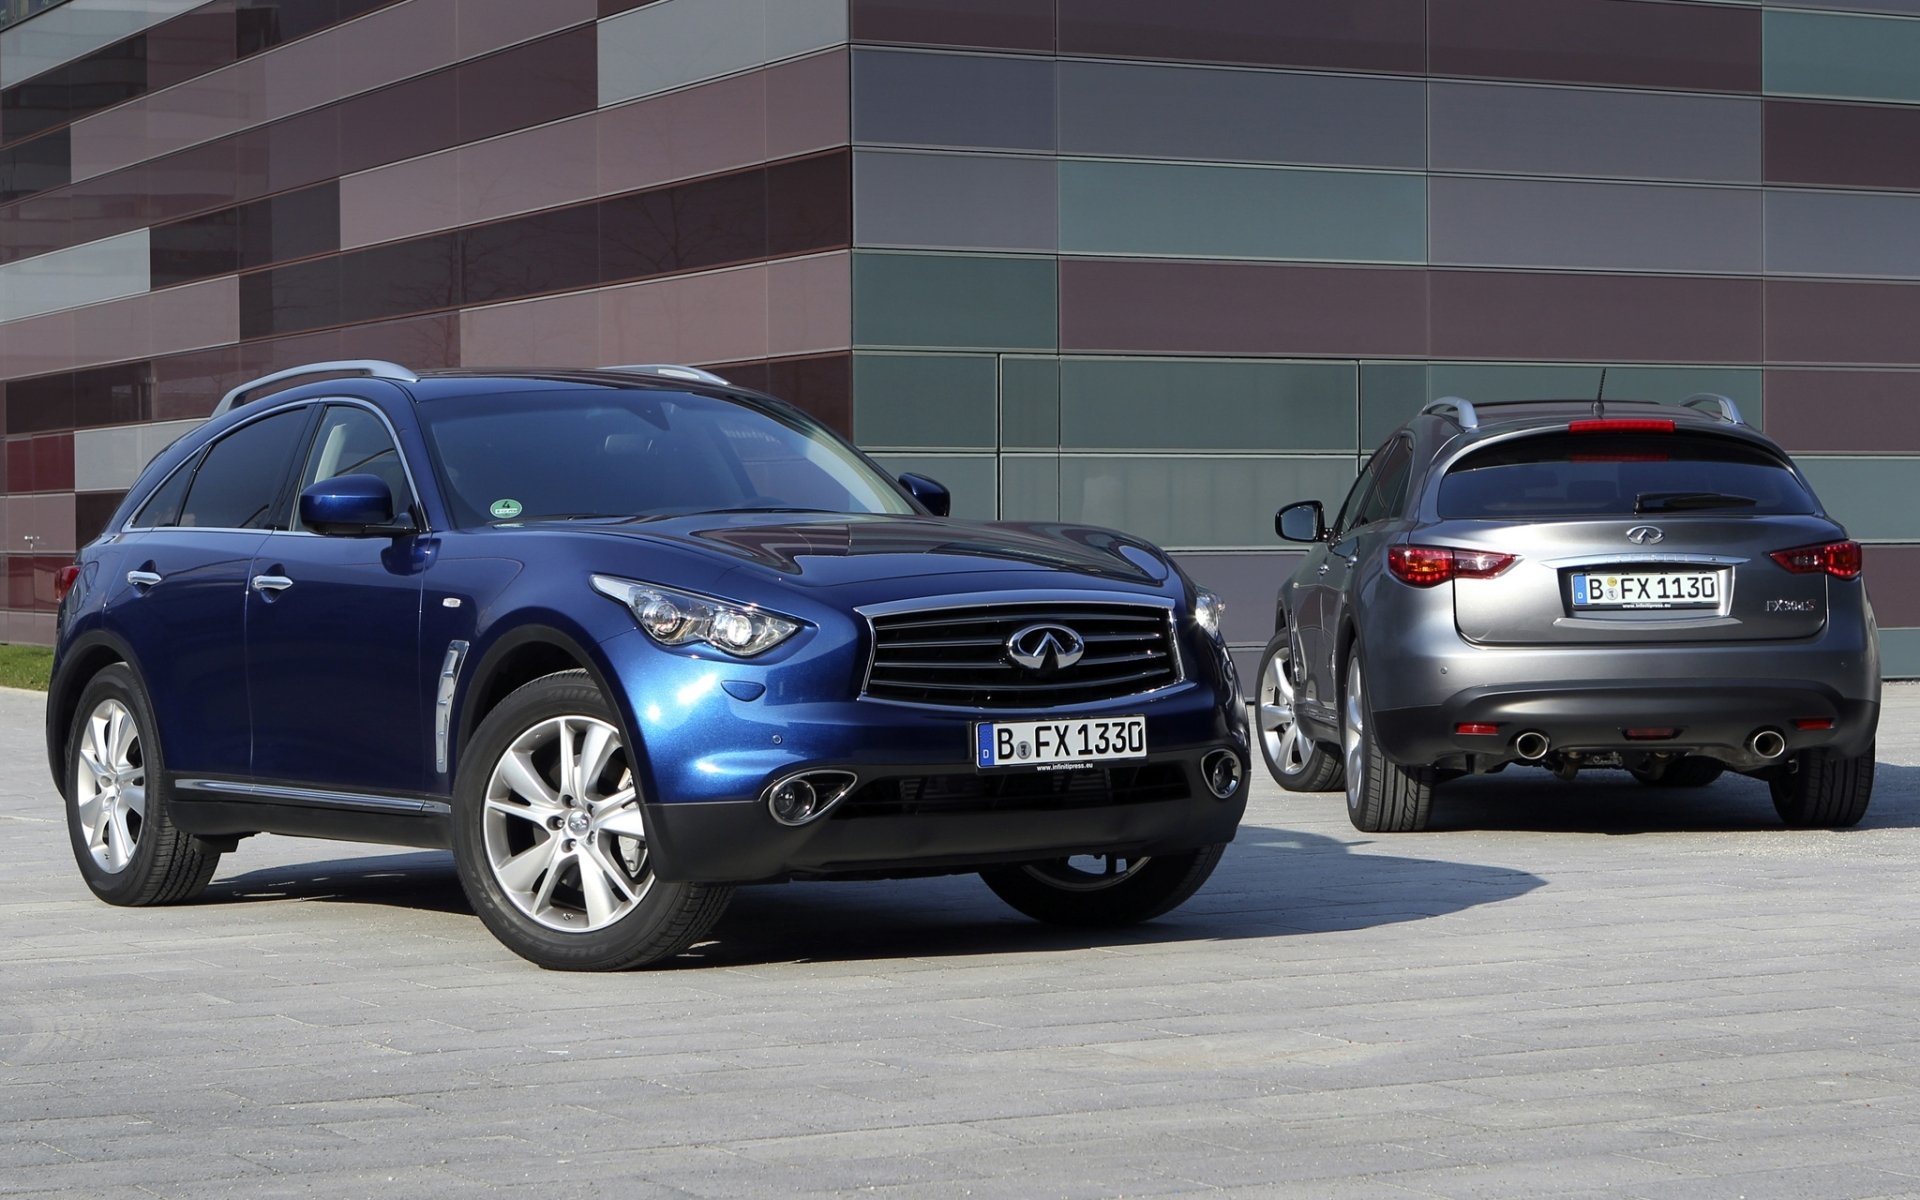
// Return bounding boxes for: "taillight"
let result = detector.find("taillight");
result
[1568,418,1674,434]
[1387,545,1518,587]
[54,564,81,600]
[1769,540,1862,579]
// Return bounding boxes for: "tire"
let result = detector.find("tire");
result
[451,670,733,970]
[64,663,221,906]
[1255,631,1343,792]
[980,844,1225,928]
[1629,757,1726,788]
[1340,652,1433,832]
[1771,743,1874,829]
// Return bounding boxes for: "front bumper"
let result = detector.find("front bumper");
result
[599,629,1249,883]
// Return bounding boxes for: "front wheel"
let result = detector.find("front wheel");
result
[1255,632,1343,792]
[452,670,733,970]
[1341,652,1433,832]
[65,663,221,906]
[980,845,1225,927]
[1771,744,1874,829]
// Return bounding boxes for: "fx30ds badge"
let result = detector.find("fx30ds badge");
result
[1766,599,1818,613]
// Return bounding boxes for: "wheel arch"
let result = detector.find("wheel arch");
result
[456,623,626,765]
[45,629,145,800]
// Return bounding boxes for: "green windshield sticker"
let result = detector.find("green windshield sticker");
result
[489,498,523,520]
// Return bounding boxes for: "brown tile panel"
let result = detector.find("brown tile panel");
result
[1430,270,1763,364]
[1767,100,1920,191]
[851,0,1055,53]
[1430,0,1761,93]
[150,181,340,288]
[75,490,127,545]
[1764,370,1920,454]
[147,1,241,91]
[5,555,68,611]
[5,434,73,493]
[1,34,147,146]
[713,352,854,436]
[6,361,153,435]
[599,0,668,14]
[1767,278,1920,367]
[1059,0,1424,73]
[236,0,408,59]
[1060,259,1428,357]
[240,150,850,339]
[1,23,597,262]
[1866,545,1920,627]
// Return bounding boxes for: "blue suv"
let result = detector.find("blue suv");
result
[47,361,1249,970]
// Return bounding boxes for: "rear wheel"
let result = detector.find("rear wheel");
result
[980,846,1225,927]
[1255,632,1342,792]
[64,663,221,906]
[1771,744,1874,829]
[1629,756,1726,788]
[452,670,733,970]
[1341,652,1433,832]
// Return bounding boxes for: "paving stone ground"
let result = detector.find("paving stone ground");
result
[6,684,1920,1198]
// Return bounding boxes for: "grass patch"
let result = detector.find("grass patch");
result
[0,644,53,691]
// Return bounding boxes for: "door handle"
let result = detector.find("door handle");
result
[1316,564,1331,576]
[251,574,294,593]
[126,570,162,588]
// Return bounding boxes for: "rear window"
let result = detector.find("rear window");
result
[1437,432,1819,519]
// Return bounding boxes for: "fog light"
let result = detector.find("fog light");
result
[768,778,819,824]
[1202,749,1243,799]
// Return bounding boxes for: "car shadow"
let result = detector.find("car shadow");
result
[1419,759,1920,834]
[205,826,1546,968]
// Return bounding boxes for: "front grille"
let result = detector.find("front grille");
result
[832,763,1191,820]
[863,602,1181,709]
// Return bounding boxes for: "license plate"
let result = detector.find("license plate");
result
[1570,569,1721,610]
[976,716,1147,770]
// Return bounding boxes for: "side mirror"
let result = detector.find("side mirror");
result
[898,472,951,518]
[1276,500,1326,543]
[301,473,407,536]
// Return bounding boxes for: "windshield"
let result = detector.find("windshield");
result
[1437,432,1820,520]
[419,387,915,527]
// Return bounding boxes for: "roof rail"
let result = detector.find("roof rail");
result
[213,360,419,417]
[601,363,731,386]
[1680,392,1746,426]
[1421,396,1479,431]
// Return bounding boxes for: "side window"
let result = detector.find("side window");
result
[295,405,414,528]
[177,408,312,530]
[1331,451,1384,537]
[130,454,199,529]
[1353,438,1414,529]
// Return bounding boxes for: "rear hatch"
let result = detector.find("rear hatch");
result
[1431,425,1853,646]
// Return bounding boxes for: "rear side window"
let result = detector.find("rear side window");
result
[1437,432,1819,519]
[178,409,312,530]
[130,455,197,529]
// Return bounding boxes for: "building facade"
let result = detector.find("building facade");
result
[2,0,1919,679]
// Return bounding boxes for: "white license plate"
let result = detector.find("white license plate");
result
[1571,570,1721,610]
[975,716,1147,770]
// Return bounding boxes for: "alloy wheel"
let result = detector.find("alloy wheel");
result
[1343,657,1366,808]
[1258,645,1313,778]
[74,698,145,874]
[1020,854,1153,892]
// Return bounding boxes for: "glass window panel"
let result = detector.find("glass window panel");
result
[852,353,997,448]
[178,408,311,530]
[853,49,1055,151]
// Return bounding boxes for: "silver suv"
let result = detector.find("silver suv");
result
[1258,395,1880,832]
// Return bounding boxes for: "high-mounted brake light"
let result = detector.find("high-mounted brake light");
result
[1568,418,1675,434]
[1388,545,1518,587]
[1770,540,1862,580]
[54,564,81,600]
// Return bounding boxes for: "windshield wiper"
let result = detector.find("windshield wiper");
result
[1634,491,1759,513]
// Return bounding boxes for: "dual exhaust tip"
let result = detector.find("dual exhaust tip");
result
[1507,729,1789,762]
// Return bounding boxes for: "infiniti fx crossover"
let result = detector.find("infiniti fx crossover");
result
[48,361,1249,970]
[1257,394,1878,833]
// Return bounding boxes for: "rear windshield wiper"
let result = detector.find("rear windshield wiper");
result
[1634,491,1759,513]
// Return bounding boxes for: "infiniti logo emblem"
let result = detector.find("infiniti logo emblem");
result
[1006,623,1086,673]
[1626,525,1664,545]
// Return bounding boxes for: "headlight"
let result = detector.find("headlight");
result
[591,576,800,657]
[1193,589,1225,640]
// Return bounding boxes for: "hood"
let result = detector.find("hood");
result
[535,512,1173,589]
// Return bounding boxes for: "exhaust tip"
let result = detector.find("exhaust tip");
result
[1513,731,1551,761]
[763,770,857,826]
[1749,729,1787,760]
[1202,749,1244,799]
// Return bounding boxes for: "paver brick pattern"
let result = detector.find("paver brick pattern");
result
[5,685,1920,1198]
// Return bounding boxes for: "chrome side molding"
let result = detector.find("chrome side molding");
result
[436,639,470,774]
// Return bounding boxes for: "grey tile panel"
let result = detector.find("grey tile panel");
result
[0,0,200,89]
[1796,456,1920,541]
[853,48,1054,151]
[999,355,1060,449]
[598,0,846,108]
[1429,176,1763,275]
[1058,60,1426,170]
[854,151,1057,252]
[1057,454,1360,549]
[1169,550,1303,647]
[866,451,998,520]
[852,352,999,448]
[1766,188,1920,279]
[1764,8,1920,103]
[1055,358,1359,453]
[853,252,1058,350]
[1061,161,1426,264]
[1429,81,1762,184]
